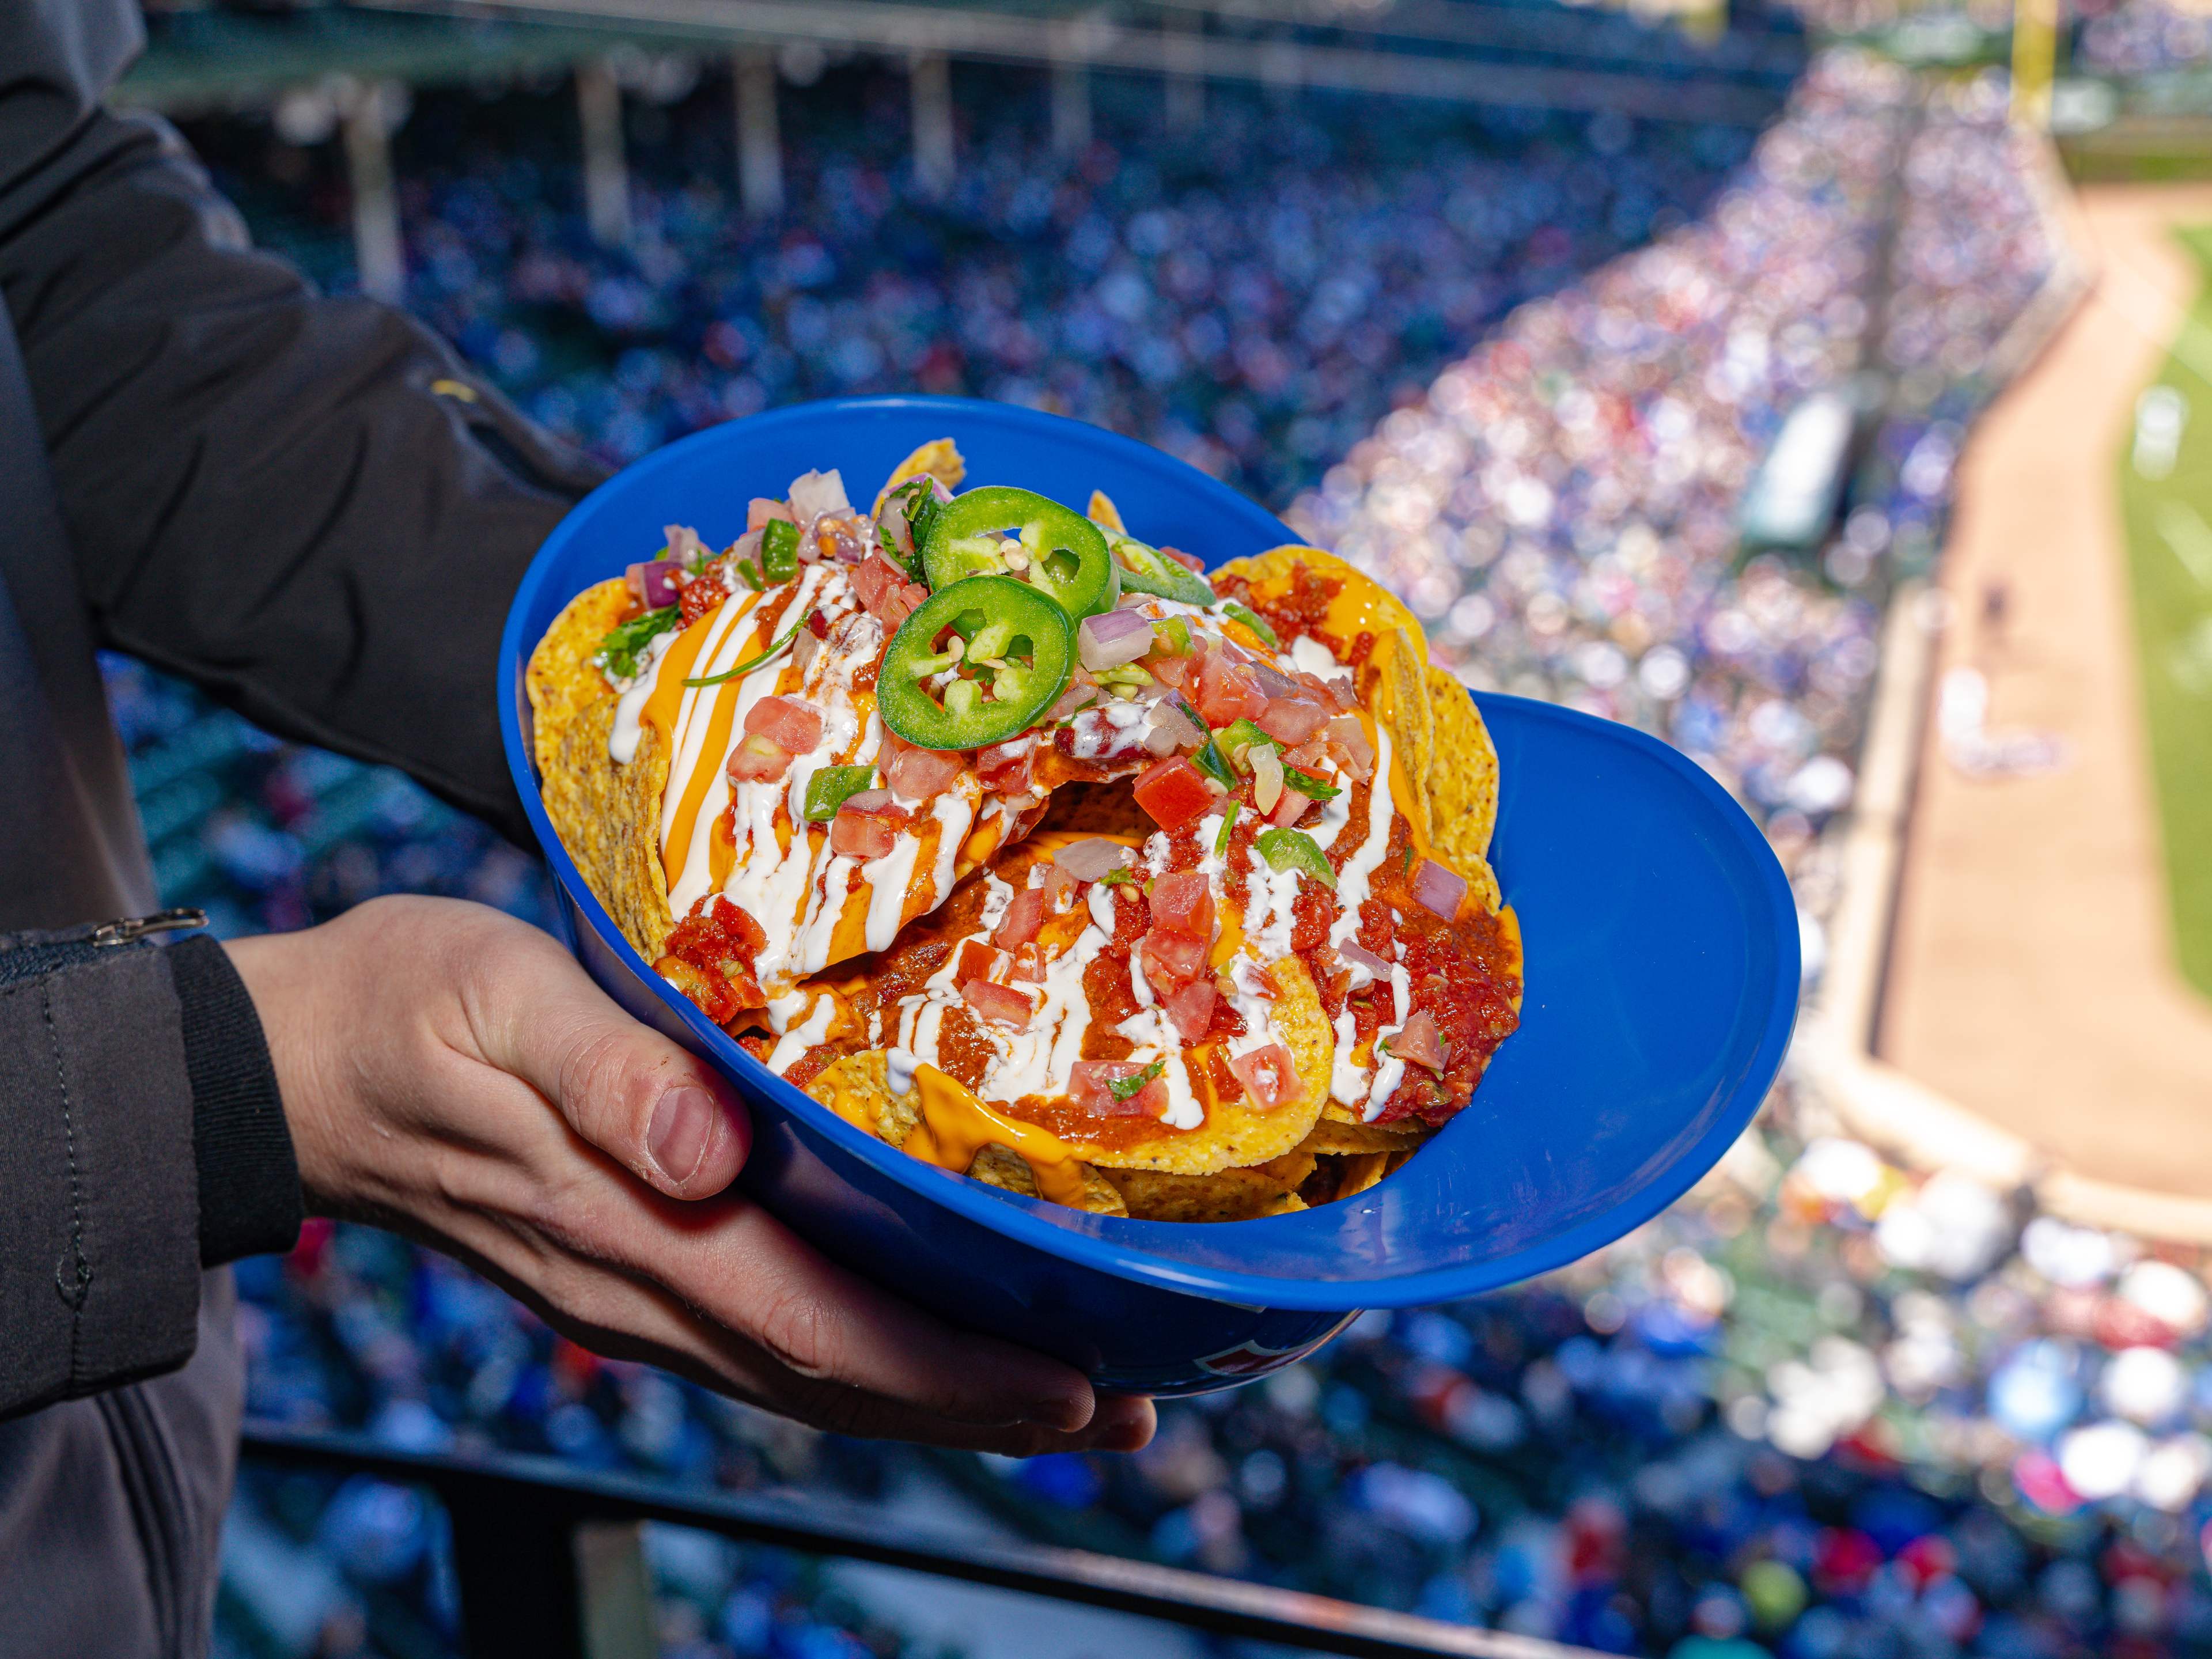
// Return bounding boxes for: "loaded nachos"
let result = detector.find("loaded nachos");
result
[528,440,1521,1222]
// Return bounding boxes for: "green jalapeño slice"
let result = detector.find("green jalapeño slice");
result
[1102,530,1216,607]
[921,486,1120,621]
[878,576,1075,751]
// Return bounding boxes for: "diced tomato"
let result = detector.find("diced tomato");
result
[1195,653,1271,727]
[1038,863,1079,911]
[961,979,1035,1029]
[1009,942,1047,984]
[1150,653,1195,692]
[851,553,928,626]
[748,497,794,530]
[1257,695,1330,745]
[993,887,1046,950]
[955,939,1009,984]
[1269,786,1311,827]
[882,734,964,798]
[659,896,768,1020]
[1140,927,1210,989]
[726,732,793,784]
[1132,756,1216,831]
[1149,870,1215,942]
[744,695,824,754]
[1227,1043,1300,1111]
[1161,546,1207,573]
[1163,979,1217,1044]
[1070,1059,1169,1118]
[975,738,1036,794]
[805,607,831,638]
[1386,1009,1448,1074]
[830,792,910,859]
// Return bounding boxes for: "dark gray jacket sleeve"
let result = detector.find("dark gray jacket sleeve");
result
[0,14,608,847]
[0,930,188,1417]
[0,922,300,1421]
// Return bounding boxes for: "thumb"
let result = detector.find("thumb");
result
[472,930,752,1199]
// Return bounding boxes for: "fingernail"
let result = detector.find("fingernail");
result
[647,1086,715,1186]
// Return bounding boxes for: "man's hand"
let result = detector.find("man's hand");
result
[226,896,1154,1455]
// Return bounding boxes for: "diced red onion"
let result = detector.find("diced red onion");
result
[1046,673,1099,724]
[1336,938,1392,981]
[791,628,821,676]
[1325,714,1376,780]
[1386,1009,1447,1073]
[664,524,710,566]
[1145,700,1206,753]
[787,468,851,522]
[627,558,686,610]
[1411,858,1467,922]
[1052,838,1135,882]
[1250,660,1297,699]
[1078,608,1155,672]
[839,789,903,817]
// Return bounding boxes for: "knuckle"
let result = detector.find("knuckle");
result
[556,1028,654,1139]
[751,1285,848,1382]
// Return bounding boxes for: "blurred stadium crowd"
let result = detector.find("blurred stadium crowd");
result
[115,34,2212,1659]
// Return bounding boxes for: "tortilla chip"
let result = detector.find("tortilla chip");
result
[1214,545,1429,667]
[1334,1152,1391,1199]
[1299,1118,1429,1155]
[540,695,676,962]
[526,577,632,778]
[1424,664,1502,910]
[1381,626,1435,839]
[873,438,965,515]
[804,1051,1127,1215]
[1087,490,1126,533]
[1252,1142,1319,1191]
[1059,955,1334,1175]
[1100,1165,1302,1222]
[1036,780,1154,838]
[969,1143,1128,1217]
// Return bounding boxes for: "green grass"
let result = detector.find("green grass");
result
[2115,222,2212,1000]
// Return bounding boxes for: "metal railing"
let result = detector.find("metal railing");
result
[242,1421,1601,1659]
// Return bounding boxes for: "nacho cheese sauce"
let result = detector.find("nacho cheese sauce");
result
[582,521,1520,1192]
[616,558,1009,1002]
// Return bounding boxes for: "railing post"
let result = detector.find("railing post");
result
[444,1476,586,1659]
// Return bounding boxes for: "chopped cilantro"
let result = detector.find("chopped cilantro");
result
[595,605,680,681]
[1107,1058,1166,1101]
[1283,766,1342,800]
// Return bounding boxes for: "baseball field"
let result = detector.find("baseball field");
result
[2116,219,2212,999]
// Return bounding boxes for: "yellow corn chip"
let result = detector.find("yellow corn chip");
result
[1059,955,1334,1175]
[873,438,965,516]
[540,695,676,963]
[1100,1166,1301,1222]
[805,1051,1127,1215]
[1087,490,1126,532]
[525,577,632,778]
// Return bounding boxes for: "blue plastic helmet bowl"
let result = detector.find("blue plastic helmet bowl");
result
[499,395,1800,1395]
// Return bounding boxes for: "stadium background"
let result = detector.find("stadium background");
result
[90,1,2212,1654]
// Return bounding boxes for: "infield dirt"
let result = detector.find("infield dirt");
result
[1881,184,2212,1203]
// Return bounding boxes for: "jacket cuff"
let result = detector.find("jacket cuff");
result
[169,935,301,1264]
